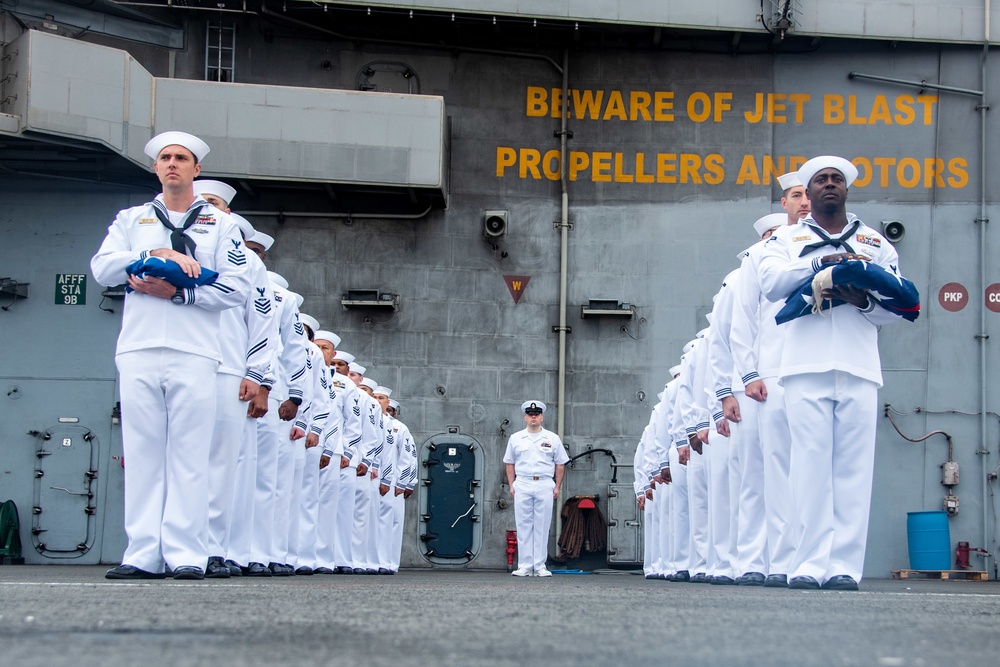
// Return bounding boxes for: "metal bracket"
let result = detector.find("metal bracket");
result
[552,325,572,334]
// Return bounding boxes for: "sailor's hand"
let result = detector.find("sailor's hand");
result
[150,248,201,278]
[820,252,866,265]
[745,379,768,403]
[823,284,870,309]
[127,275,174,299]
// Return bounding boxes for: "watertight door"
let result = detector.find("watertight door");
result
[418,433,483,564]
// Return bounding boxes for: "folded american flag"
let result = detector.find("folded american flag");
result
[776,259,920,324]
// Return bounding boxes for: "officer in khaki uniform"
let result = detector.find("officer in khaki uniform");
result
[503,401,568,577]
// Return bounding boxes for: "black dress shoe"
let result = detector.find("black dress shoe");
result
[822,575,859,591]
[763,574,787,588]
[736,572,766,586]
[206,556,231,579]
[352,567,366,575]
[295,566,314,576]
[689,572,710,584]
[269,562,292,576]
[224,560,243,577]
[377,568,395,575]
[245,562,272,577]
[710,575,735,585]
[671,570,690,582]
[105,564,167,580]
[314,567,336,574]
[172,566,205,580]
[788,575,821,590]
[335,566,354,574]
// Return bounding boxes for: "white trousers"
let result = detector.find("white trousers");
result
[760,378,797,577]
[735,392,767,576]
[333,466,358,568]
[704,430,734,578]
[512,477,555,571]
[666,448,691,573]
[295,445,322,569]
[686,449,708,574]
[207,373,244,558]
[314,460,342,569]
[248,397,280,565]
[655,482,671,575]
[116,349,218,572]
[388,492,406,571]
[364,475,382,569]
[376,485,396,569]
[784,371,878,584]
[351,472,375,569]
[272,422,297,564]
[226,416,258,567]
[643,495,658,576]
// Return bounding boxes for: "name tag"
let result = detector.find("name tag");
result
[138,218,157,225]
[793,235,813,242]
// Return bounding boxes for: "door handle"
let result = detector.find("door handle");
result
[451,502,477,528]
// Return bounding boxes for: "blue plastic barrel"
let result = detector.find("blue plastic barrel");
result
[906,510,951,570]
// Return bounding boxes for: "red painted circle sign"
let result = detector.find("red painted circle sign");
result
[987,284,1000,313]
[938,283,968,312]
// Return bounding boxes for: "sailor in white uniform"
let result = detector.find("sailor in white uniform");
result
[354,376,386,572]
[246,271,307,576]
[93,131,250,580]
[387,399,416,572]
[759,156,909,591]
[192,181,276,579]
[226,228,277,575]
[372,385,401,574]
[317,350,363,573]
[674,334,711,582]
[332,360,367,573]
[503,401,569,577]
[730,180,809,587]
[291,323,334,575]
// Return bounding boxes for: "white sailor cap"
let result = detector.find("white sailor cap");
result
[314,330,341,347]
[360,378,378,391]
[334,350,356,364]
[374,386,392,397]
[697,327,710,339]
[144,131,210,163]
[669,364,682,378]
[682,339,697,355]
[249,231,275,251]
[348,362,367,375]
[389,399,399,411]
[299,314,320,333]
[797,155,859,189]
[291,292,304,309]
[229,213,255,241]
[776,171,802,191]
[267,271,288,290]
[521,400,546,414]
[193,180,237,206]
[753,212,787,239]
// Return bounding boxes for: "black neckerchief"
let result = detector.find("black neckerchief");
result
[152,199,205,257]
[798,219,860,258]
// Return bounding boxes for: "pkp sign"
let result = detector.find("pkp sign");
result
[938,283,968,312]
